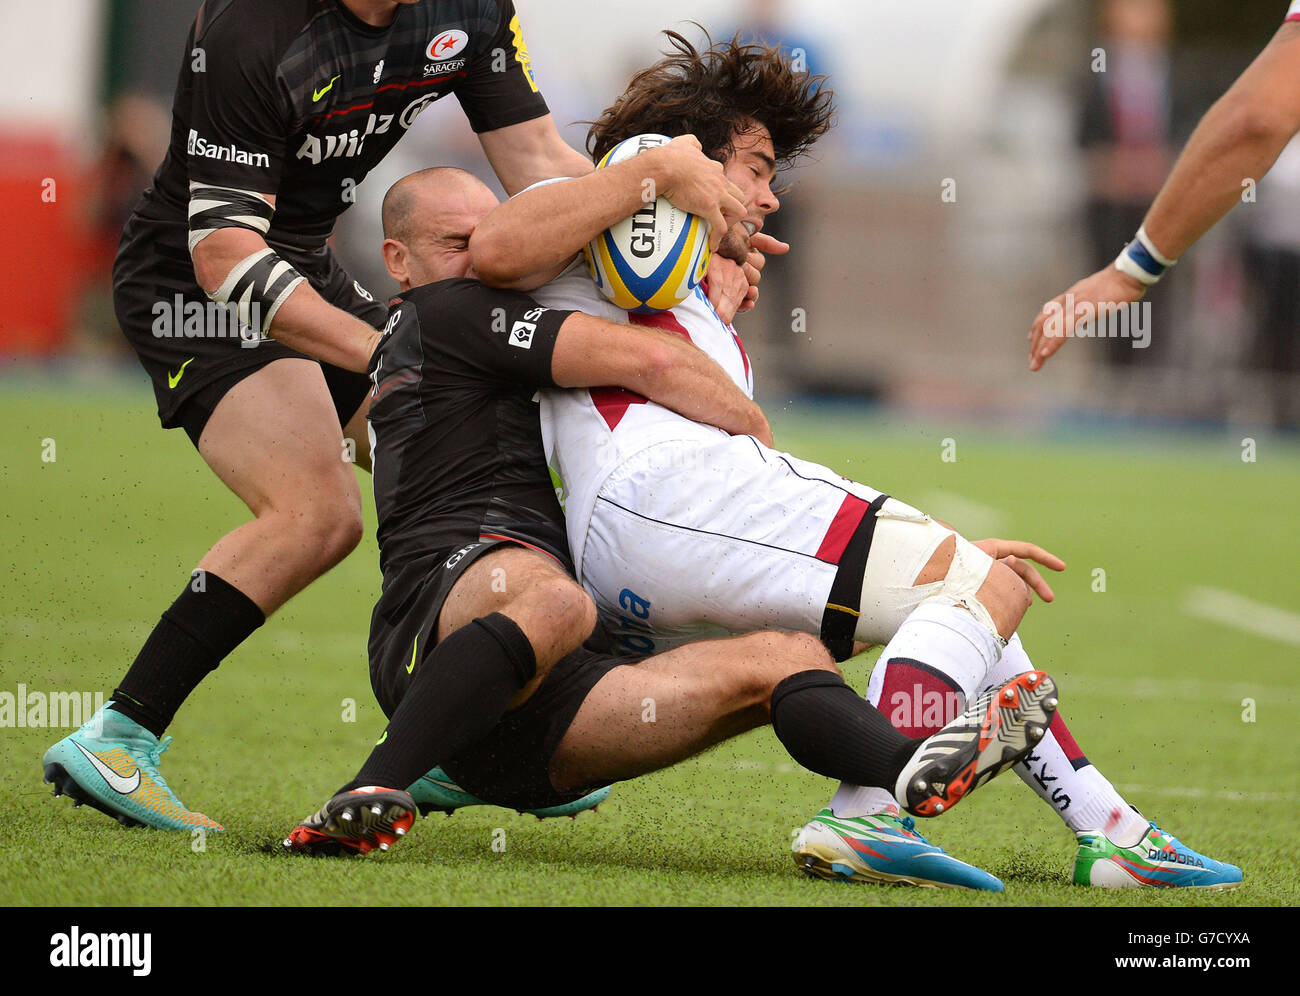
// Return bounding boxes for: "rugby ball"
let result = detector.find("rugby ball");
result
[584,134,712,313]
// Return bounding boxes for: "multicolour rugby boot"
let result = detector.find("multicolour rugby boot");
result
[793,807,1004,890]
[1074,822,1243,889]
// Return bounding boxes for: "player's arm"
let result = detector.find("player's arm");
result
[552,312,772,445]
[1143,20,1300,260]
[428,280,770,443]
[477,114,594,196]
[190,214,378,373]
[184,12,377,372]
[470,135,747,290]
[1029,19,1300,370]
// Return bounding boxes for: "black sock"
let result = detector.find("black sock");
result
[770,670,919,789]
[111,572,265,737]
[341,613,537,794]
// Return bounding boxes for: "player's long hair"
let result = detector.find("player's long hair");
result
[587,28,834,176]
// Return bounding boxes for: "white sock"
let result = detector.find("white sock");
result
[830,601,1002,819]
[981,634,1149,846]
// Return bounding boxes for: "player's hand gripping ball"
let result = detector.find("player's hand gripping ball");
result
[584,134,712,313]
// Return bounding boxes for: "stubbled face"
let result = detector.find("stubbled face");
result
[715,124,781,263]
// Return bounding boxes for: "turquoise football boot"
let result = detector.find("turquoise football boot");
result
[408,765,611,819]
[43,702,223,832]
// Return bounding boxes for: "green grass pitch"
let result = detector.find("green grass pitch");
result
[2,383,1297,906]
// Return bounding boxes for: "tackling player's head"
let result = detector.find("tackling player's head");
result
[380,167,500,290]
[587,29,833,260]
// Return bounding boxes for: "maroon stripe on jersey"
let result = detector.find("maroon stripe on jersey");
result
[629,310,692,340]
[1050,712,1092,771]
[731,325,751,381]
[591,386,647,431]
[815,494,870,563]
[309,76,453,124]
[590,311,693,430]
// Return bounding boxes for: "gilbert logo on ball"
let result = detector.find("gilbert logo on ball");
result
[584,134,712,313]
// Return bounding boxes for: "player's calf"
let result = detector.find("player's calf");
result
[734,631,840,715]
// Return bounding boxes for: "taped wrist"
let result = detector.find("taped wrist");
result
[209,248,306,334]
[1114,224,1177,286]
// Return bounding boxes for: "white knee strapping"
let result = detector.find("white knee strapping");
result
[853,498,1002,646]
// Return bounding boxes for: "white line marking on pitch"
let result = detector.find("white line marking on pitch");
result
[690,759,1299,803]
[1113,783,1300,804]
[1183,586,1300,647]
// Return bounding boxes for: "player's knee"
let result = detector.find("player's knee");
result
[298,492,365,573]
[779,630,836,671]
[735,631,836,709]
[530,574,598,650]
[913,533,956,586]
[317,508,365,571]
[976,560,1032,640]
[908,528,1030,641]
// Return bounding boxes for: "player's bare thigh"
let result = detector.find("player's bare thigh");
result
[549,630,836,791]
[439,545,597,705]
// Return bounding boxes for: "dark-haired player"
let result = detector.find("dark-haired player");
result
[469,31,1242,890]
[42,0,745,832]
[281,165,1059,858]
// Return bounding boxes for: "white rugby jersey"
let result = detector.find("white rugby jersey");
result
[532,257,755,576]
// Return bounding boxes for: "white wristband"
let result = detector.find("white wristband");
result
[1114,226,1177,285]
[1136,225,1177,267]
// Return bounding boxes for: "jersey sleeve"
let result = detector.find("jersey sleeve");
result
[417,280,574,389]
[454,0,550,133]
[185,1,290,193]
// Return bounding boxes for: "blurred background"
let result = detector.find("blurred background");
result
[1,0,1297,429]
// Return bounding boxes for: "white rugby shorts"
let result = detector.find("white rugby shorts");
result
[580,434,988,656]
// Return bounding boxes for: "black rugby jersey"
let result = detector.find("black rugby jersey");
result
[367,279,576,593]
[137,0,548,247]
